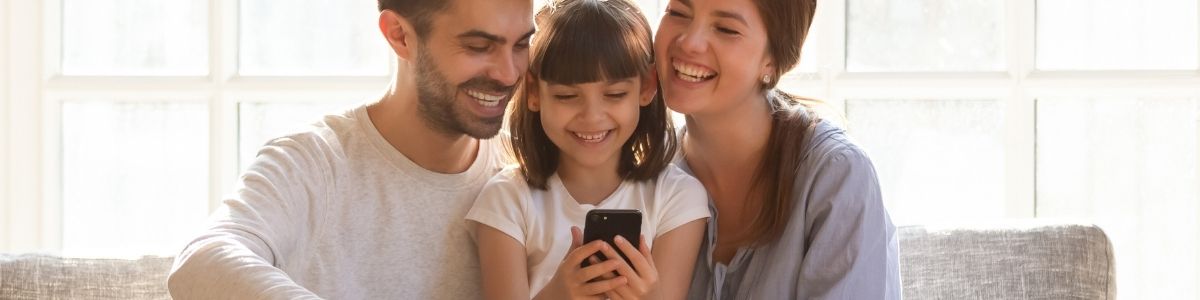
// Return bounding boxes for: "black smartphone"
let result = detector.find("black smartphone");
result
[581,209,642,269]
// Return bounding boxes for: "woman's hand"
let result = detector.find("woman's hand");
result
[598,234,659,300]
[535,226,630,300]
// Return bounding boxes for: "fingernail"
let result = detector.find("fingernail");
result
[615,236,625,244]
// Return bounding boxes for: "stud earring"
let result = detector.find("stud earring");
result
[761,74,770,84]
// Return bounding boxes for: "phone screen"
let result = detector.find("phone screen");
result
[581,209,642,269]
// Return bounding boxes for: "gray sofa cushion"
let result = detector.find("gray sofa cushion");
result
[899,223,1116,300]
[0,254,172,300]
[0,223,1116,299]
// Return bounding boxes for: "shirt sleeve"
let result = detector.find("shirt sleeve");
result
[465,169,530,245]
[654,166,712,237]
[168,136,330,300]
[796,147,901,300]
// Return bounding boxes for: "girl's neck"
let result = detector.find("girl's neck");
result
[556,158,623,206]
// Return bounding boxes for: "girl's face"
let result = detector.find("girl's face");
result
[654,0,773,116]
[530,75,656,172]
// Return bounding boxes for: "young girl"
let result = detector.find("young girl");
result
[466,0,710,299]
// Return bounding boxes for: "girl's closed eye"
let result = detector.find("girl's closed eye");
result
[553,93,579,100]
[605,91,629,99]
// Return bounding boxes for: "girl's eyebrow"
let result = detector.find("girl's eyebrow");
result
[607,78,637,84]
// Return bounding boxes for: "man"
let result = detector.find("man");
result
[168,0,533,298]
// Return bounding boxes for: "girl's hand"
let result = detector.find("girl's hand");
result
[535,227,630,300]
[598,234,658,300]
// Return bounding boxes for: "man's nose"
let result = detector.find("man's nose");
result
[488,49,521,87]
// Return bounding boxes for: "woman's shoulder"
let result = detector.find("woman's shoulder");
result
[799,119,874,169]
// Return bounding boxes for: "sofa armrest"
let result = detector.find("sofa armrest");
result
[898,223,1116,300]
[0,253,173,300]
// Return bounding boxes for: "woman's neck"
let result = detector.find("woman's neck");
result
[684,92,774,173]
[556,158,623,206]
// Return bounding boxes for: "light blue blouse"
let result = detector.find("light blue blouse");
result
[679,120,901,300]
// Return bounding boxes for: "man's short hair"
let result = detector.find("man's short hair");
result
[378,0,451,39]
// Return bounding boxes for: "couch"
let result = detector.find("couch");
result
[0,223,1115,299]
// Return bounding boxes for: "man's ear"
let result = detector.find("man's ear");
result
[379,10,418,61]
[639,68,659,107]
[526,73,542,112]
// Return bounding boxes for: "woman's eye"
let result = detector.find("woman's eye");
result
[716,27,740,36]
[553,94,577,100]
[605,92,629,98]
[666,9,688,18]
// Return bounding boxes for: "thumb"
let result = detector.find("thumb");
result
[570,226,584,250]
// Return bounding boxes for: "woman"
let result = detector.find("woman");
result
[654,0,901,298]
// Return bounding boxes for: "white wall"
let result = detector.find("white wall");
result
[1,0,10,252]
[3,0,48,253]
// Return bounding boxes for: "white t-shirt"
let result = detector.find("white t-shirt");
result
[169,104,508,299]
[465,165,711,295]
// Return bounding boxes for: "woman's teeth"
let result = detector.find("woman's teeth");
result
[672,61,716,82]
[466,89,504,107]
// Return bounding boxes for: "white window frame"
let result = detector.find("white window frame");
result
[2,0,390,253]
[2,0,1198,265]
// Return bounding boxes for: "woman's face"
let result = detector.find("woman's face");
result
[654,0,773,116]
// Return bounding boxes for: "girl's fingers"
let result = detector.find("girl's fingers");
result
[604,290,623,300]
[597,240,645,291]
[637,234,657,278]
[612,285,639,300]
[569,226,584,250]
[577,259,623,282]
[578,276,628,295]
[588,255,616,279]
[614,235,655,279]
[563,240,608,266]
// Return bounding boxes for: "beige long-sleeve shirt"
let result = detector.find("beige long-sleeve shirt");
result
[168,104,507,299]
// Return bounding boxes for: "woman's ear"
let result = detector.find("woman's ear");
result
[379,10,418,61]
[526,73,542,112]
[760,54,776,84]
[639,68,659,107]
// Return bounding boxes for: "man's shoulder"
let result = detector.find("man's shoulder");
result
[260,106,362,155]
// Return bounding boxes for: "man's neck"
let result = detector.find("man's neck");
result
[367,84,479,174]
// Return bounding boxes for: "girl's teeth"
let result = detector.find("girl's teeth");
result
[574,131,608,142]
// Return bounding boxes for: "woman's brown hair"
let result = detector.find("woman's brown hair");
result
[509,0,676,189]
[739,0,821,247]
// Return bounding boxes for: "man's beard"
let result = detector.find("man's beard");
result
[414,46,514,139]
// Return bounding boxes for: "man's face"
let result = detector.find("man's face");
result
[413,0,534,139]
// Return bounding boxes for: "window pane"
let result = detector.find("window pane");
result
[1037,0,1198,70]
[846,99,1005,225]
[62,0,208,76]
[239,0,389,76]
[846,0,1005,72]
[238,101,358,171]
[62,101,209,257]
[1036,98,1199,299]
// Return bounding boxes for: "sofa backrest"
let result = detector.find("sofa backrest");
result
[0,254,173,300]
[898,223,1116,300]
[1,223,1117,300]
